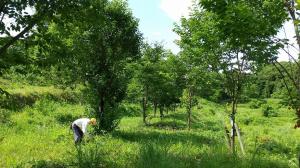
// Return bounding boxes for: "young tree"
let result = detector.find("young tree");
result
[134,43,165,124]
[70,0,142,131]
[277,0,300,129]
[176,0,286,152]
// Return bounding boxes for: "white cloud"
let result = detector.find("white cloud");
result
[160,0,193,22]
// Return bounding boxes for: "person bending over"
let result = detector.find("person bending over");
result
[71,118,96,144]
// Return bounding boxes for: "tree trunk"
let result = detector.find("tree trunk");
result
[159,105,164,120]
[285,0,300,52]
[298,153,300,168]
[142,87,148,125]
[98,96,105,128]
[230,98,237,154]
[142,97,147,125]
[187,88,192,130]
[295,108,300,128]
[154,101,157,117]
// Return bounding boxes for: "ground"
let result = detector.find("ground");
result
[0,79,299,167]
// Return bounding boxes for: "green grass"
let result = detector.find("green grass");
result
[0,81,299,167]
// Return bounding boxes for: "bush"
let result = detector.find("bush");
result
[257,136,291,155]
[0,109,10,123]
[93,105,123,133]
[72,142,106,168]
[136,143,177,168]
[249,99,266,109]
[262,104,278,117]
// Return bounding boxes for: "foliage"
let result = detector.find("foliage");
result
[249,99,267,109]
[262,104,278,117]
[72,142,106,168]
[74,0,141,132]
[1,87,298,167]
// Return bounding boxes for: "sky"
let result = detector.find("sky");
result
[127,0,193,54]
[127,0,298,61]
[2,1,299,61]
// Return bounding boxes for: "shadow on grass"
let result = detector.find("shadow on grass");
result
[147,120,186,130]
[135,143,290,168]
[192,120,222,132]
[166,112,187,120]
[148,112,222,132]
[16,160,66,168]
[112,129,218,147]
[0,92,80,112]
[135,143,200,168]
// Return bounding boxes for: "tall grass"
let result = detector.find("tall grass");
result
[0,80,299,167]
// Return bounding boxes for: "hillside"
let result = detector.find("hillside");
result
[0,79,299,168]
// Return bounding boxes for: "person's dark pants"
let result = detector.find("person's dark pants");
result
[72,124,84,144]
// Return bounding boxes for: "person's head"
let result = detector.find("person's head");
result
[89,118,97,125]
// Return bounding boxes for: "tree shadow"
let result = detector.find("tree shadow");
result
[165,112,187,122]
[135,143,200,168]
[192,120,222,132]
[147,120,186,130]
[112,129,218,147]
[16,160,66,168]
[148,112,222,132]
[0,92,80,112]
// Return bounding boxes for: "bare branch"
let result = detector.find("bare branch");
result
[275,60,300,94]
[0,13,4,23]
[273,62,297,109]
[281,48,300,70]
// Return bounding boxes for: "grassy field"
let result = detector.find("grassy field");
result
[0,79,300,167]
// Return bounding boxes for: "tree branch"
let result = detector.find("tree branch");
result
[285,0,300,53]
[0,0,7,14]
[281,47,300,70]
[275,60,300,95]
[273,62,297,109]
[0,13,5,23]
[0,22,35,57]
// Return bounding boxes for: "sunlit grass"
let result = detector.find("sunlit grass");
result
[0,82,299,167]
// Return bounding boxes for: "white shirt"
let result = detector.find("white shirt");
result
[72,118,90,134]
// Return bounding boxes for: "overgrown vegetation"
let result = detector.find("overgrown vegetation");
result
[1,0,300,167]
[0,82,299,167]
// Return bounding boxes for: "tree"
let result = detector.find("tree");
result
[134,43,165,124]
[277,0,300,129]
[176,0,286,152]
[75,0,141,131]
[0,0,84,57]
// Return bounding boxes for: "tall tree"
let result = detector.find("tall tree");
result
[134,43,165,124]
[75,0,141,131]
[176,0,286,152]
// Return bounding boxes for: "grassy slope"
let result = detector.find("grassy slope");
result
[0,79,299,167]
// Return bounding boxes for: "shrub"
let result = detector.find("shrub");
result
[72,142,106,168]
[262,104,278,117]
[136,143,176,168]
[249,99,266,109]
[257,137,291,155]
[0,109,10,123]
[92,105,122,133]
